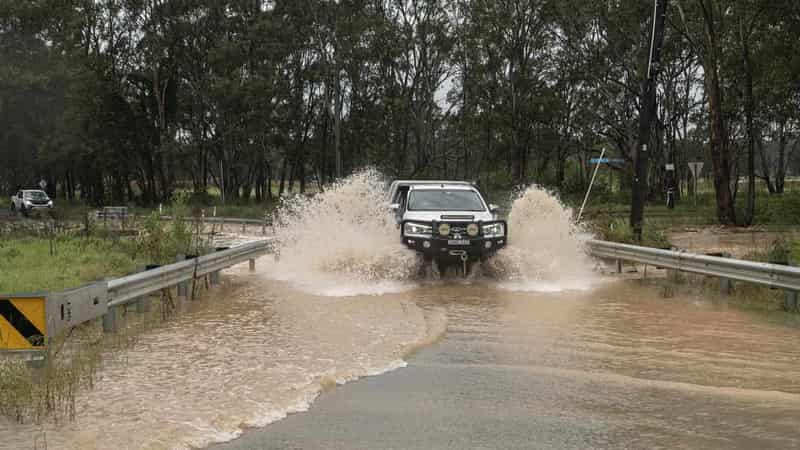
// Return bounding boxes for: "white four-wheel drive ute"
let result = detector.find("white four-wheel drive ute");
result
[387,180,507,268]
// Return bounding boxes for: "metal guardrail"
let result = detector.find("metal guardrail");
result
[158,215,266,225]
[1,238,275,353]
[157,215,270,234]
[101,238,274,332]
[107,239,273,308]
[586,239,800,310]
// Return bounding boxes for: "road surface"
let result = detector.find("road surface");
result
[213,281,800,450]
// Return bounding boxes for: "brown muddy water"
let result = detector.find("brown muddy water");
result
[2,173,800,449]
[670,228,800,258]
[5,269,800,450]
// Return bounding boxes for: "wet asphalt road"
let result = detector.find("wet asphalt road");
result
[213,282,800,450]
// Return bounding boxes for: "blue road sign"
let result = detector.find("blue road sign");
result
[589,158,625,164]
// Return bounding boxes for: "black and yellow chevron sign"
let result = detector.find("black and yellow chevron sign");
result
[0,297,46,350]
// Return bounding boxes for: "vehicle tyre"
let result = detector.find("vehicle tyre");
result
[10,203,14,213]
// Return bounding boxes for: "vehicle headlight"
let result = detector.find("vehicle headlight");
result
[24,200,32,206]
[438,223,450,236]
[466,223,479,237]
[404,222,432,237]
[47,200,53,207]
[482,223,505,238]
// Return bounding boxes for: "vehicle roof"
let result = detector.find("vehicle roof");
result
[408,183,477,191]
[20,189,47,193]
[391,180,473,185]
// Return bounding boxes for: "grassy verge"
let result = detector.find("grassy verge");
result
[0,212,207,293]
[0,236,144,293]
[0,212,214,424]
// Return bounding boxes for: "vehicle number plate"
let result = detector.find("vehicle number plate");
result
[447,239,470,246]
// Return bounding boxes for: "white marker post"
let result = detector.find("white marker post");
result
[577,148,606,223]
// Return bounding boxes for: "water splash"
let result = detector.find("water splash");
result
[265,169,420,296]
[489,185,598,292]
[265,172,596,294]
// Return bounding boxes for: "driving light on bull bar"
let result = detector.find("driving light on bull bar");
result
[482,222,505,238]
[404,222,432,238]
[438,223,451,236]
[466,223,479,237]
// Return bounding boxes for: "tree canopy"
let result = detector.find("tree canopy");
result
[2,0,799,222]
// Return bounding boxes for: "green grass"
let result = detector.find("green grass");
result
[587,217,671,248]
[581,189,800,226]
[0,210,211,293]
[0,236,145,293]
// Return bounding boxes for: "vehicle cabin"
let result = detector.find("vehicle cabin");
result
[387,180,476,214]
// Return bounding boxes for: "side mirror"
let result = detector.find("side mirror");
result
[489,204,500,213]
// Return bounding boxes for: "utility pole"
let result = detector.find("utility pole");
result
[631,0,669,242]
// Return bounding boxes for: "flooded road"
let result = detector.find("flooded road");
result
[4,270,799,449]
[3,174,800,449]
[214,281,800,450]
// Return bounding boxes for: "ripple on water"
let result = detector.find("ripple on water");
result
[0,266,447,450]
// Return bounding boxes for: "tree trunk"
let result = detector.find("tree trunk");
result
[757,133,776,194]
[631,0,669,241]
[704,44,736,224]
[740,18,756,227]
[776,121,788,193]
[278,156,288,196]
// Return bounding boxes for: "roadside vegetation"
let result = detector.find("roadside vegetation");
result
[0,317,145,424]
[0,209,219,424]
[0,210,208,293]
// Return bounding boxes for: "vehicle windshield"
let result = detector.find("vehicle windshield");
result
[24,191,49,200]
[407,189,485,212]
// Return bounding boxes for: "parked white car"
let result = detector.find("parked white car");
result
[10,189,54,215]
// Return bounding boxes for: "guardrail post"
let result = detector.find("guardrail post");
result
[136,295,151,313]
[176,254,188,299]
[785,290,798,312]
[262,212,267,235]
[130,267,151,313]
[249,258,256,272]
[102,306,117,333]
[616,259,622,274]
[720,277,734,296]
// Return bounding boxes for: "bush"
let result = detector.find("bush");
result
[591,217,670,248]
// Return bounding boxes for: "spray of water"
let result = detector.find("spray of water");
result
[265,171,596,295]
[265,169,421,295]
[488,185,598,292]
